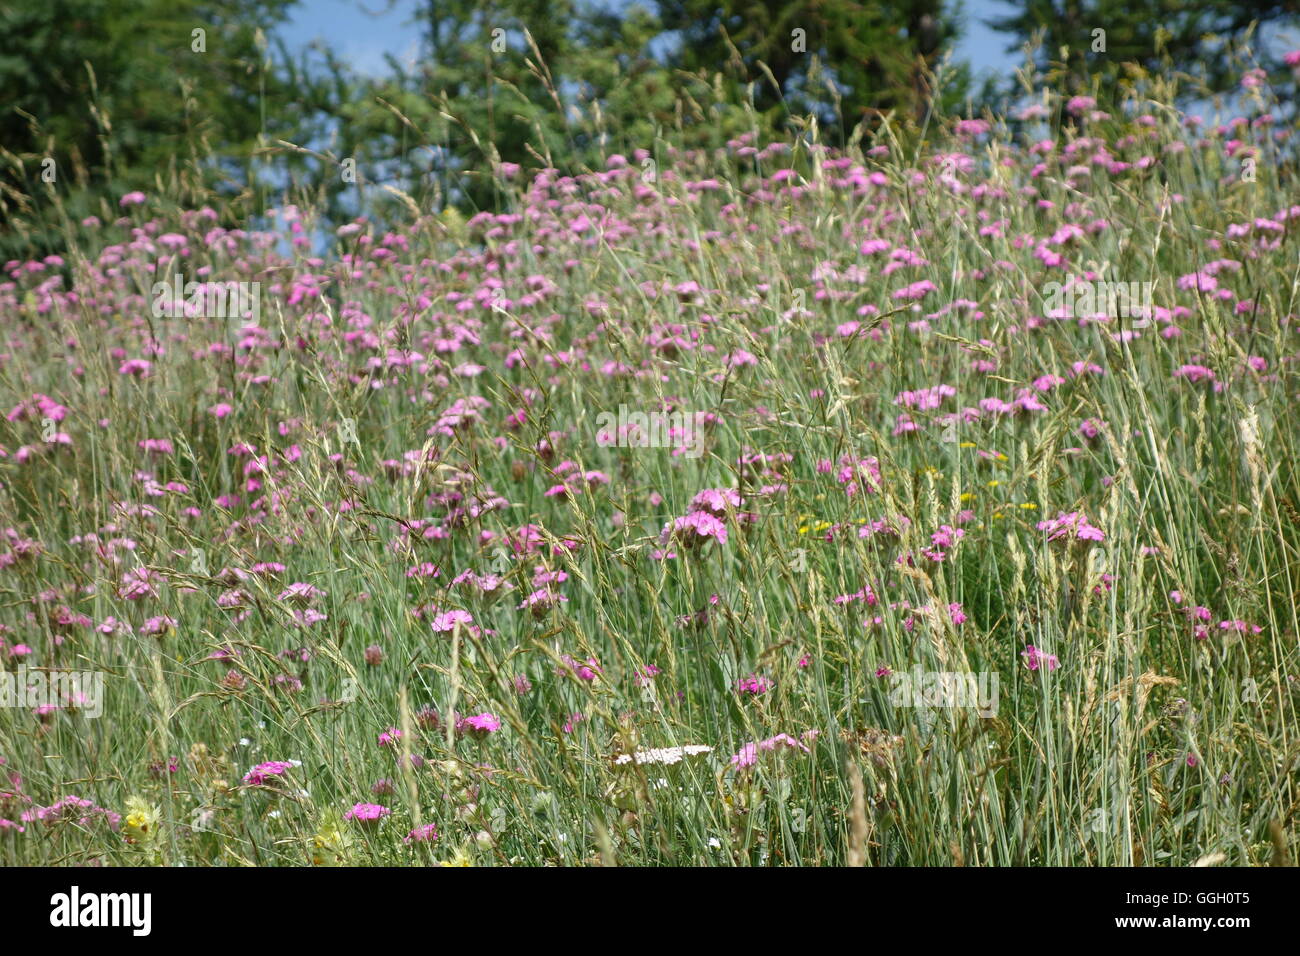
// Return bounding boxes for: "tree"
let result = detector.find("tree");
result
[655,0,969,132]
[986,0,1300,104]
[0,0,316,254]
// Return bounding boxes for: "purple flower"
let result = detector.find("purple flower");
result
[729,733,813,769]
[1036,511,1105,543]
[1022,645,1059,672]
[405,822,439,844]
[430,608,476,633]
[736,674,772,695]
[243,760,298,786]
[344,802,391,826]
[457,712,501,738]
[661,511,729,549]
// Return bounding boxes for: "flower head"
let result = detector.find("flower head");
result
[1036,510,1104,543]
[344,802,390,826]
[1021,645,1059,672]
[243,760,299,787]
[457,712,501,739]
[405,823,440,844]
[122,796,162,845]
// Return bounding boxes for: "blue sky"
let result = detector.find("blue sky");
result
[279,0,1024,80]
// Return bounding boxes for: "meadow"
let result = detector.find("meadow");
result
[1,73,1298,867]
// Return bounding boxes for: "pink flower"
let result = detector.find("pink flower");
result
[117,566,162,600]
[893,279,937,301]
[1022,645,1059,672]
[729,733,812,769]
[457,712,501,738]
[558,654,602,681]
[661,511,728,549]
[516,588,568,617]
[736,674,772,695]
[137,438,174,456]
[429,608,476,634]
[21,795,120,830]
[837,457,883,497]
[1173,364,1221,390]
[1036,511,1105,542]
[689,487,743,517]
[930,525,964,549]
[344,802,390,825]
[404,823,439,844]
[139,615,177,636]
[277,582,325,605]
[117,358,153,377]
[243,760,297,786]
[562,712,586,734]
[724,348,758,370]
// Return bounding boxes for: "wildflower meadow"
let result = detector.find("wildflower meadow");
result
[1,6,1299,877]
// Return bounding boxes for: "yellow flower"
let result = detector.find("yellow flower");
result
[308,809,353,865]
[439,847,473,867]
[122,797,161,845]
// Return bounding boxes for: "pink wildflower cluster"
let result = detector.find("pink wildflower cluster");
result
[660,510,729,551]
[729,731,819,769]
[1169,591,1264,640]
[456,712,502,738]
[243,760,299,786]
[1021,645,1059,672]
[1036,511,1105,542]
[344,802,391,826]
[21,795,121,829]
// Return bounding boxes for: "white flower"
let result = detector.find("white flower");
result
[613,744,713,766]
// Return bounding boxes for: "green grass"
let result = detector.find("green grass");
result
[1,87,1298,867]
